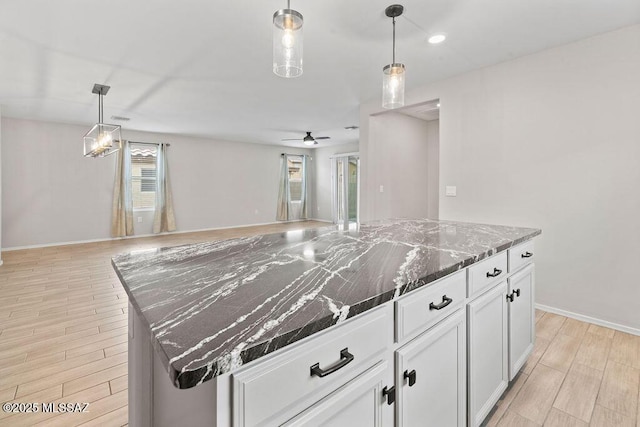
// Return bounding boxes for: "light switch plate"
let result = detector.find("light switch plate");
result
[445,186,457,197]
[379,185,384,193]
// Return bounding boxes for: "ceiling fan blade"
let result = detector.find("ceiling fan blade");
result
[281,138,302,141]
[314,137,331,140]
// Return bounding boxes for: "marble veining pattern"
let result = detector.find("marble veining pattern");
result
[111,219,541,389]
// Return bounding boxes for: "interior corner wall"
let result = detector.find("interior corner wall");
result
[0,105,3,265]
[311,142,359,222]
[360,24,640,331]
[426,120,439,220]
[367,113,431,220]
[0,118,311,249]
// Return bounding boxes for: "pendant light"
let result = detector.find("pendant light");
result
[273,0,303,78]
[83,84,121,158]
[382,4,406,109]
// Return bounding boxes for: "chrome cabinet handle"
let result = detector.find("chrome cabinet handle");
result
[310,348,354,378]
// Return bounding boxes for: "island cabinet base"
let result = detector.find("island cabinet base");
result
[126,237,538,427]
[128,303,233,427]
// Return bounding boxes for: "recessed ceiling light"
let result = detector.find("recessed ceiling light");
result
[436,103,441,108]
[428,34,446,44]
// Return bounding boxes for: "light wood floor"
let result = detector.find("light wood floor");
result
[1,223,638,427]
[485,311,640,427]
[0,221,327,427]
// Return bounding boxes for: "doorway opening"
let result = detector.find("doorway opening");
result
[331,153,359,228]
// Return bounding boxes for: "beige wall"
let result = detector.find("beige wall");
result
[1,118,311,248]
[360,25,640,331]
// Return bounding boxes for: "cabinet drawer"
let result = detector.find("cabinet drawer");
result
[232,304,393,427]
[467,252,508,299]
[395,270,466,343]
[508,240,535,273]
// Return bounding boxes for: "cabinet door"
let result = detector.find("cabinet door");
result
[282,360,389,427]
[467,281,508,427]
[396,309,466,427]
[508,264,535,380]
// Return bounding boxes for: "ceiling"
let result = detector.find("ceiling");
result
[1,1,638,147]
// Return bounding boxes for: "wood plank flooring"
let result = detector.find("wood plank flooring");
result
[486,311,640,427]
[0,221,327,427]
[1,222,639,426]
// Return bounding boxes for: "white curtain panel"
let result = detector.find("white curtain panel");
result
[300,155,308,219]
[276,155,290,221]
[153,144,177,234]
[111,141,134,237]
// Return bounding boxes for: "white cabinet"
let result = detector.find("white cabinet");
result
[283,361,389,427]
[227,243,536,427]
[467,281,509,427]
[395,309,466,427]
[507,264,535,380]
[232,305,393,427]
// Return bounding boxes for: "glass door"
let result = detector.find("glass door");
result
[332,154,359,228]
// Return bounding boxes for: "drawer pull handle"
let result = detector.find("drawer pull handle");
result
[514,288,521,297]
[382,386,396,405]
[404,369,417,387]
[486,267,502,278]
[521,252,533,258]
[429,295,453,310]
[310,348,354,378]
[507,292,515,302]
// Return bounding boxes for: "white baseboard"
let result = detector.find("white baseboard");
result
[308,218,333,223]
[2,219,328,252]
[536,303,640,336]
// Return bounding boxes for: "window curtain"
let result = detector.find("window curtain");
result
[300,155,309,219]
[153,144,176,233]
[111,141,134,237]
[276,155,290,221]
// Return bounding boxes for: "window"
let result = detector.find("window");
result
[131,144,157,209]
[287,156,303,202]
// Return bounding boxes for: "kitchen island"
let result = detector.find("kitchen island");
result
[113,219,541,427]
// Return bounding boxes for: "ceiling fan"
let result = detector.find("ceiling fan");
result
[282,131,330,146]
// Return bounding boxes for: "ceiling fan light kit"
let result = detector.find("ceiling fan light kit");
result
[273,0,303,78]
[83,84,122,158]
[382,4,406,109]
[282,131,330,145]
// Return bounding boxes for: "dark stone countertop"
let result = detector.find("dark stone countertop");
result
[112,218,541,389]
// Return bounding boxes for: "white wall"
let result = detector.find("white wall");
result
[426,120,439,219]
[0,106,3,265]
[1,118,311,248]
[368,113,433,220]
[311,142,359,222]
[360,25,640,331]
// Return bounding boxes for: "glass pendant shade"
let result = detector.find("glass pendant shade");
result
[273,8,303,78]
[83,123,122,157]
[382,63,406,109]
